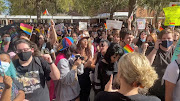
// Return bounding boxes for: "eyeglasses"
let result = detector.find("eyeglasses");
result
[16,48,31,53]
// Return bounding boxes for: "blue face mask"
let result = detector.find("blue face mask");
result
[140,39,146,42]
[91,40,94,43]
[4,37,11,42]
[161,41,173,48]
[0,61,10,73]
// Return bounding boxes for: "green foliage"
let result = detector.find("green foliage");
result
[74,0,128,16]
[0,0,8,14]
[7,0,72,15]
[56,0,74,13]
[137,0,171,13]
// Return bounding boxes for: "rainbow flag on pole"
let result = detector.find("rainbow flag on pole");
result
[43,9,49,15]
[123,44,134,53]
[20,23,33,35]
[104,23,107,30]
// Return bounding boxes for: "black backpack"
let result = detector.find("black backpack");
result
[175,59,180,82]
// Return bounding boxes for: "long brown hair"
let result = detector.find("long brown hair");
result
[77,38,92,58]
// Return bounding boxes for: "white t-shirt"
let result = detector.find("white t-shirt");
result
[91,45,94,58]
[163,60,180,101]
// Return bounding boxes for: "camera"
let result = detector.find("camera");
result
[75,55,84,60]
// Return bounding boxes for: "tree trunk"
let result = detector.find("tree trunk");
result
[155,9,160,29]
[110,11,114,20]
[36,0,41,24]
[128,0,136,18]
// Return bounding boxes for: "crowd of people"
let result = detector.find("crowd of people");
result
[0,18,180,101]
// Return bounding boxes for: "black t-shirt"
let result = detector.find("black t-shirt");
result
[13,57,51,101]
[97,61,118,92]
[145,46,174,78]
[96,52,103,65]
[145,46,174,99]
[95,91,161,101]
[0,78,23,100]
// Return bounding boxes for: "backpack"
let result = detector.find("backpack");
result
[175,59,180,82]
[13,57,48,80]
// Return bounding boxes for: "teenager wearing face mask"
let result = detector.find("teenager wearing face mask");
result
[13,39,60,101]
[141,33,157,55]
[0,52,25,101]
[1,33,11,52]
[134,31,148,53]
[146,33,157,47]
[146,29,174,101]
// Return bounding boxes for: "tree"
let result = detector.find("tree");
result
[0,0,8,14]
[137,0,171,28]
[74,0,128,19]
[7,0,74,23]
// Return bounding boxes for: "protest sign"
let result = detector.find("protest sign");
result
[163,6,180,26]
[169,2,180,6]
[171,38,180,61]
[106,20,123,30]
[55,23,64,31]
[137,19,146,29]
[79,22,87,31]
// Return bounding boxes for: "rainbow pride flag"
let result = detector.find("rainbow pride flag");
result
[104,23,107,30]
[172,4,180,6]
[20,23,33,35]
[123,44,134,53]
[169,22,175,27]
[43,9,49,15]
[158,27,164,32]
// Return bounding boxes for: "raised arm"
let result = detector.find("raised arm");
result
[147,39,161,65]
[49,19,57,45]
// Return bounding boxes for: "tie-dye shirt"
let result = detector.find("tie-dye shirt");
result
[0,78,23,100]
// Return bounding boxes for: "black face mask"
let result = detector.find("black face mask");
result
[161,41,173,48]
[148,42,155,47]
[17,51,32,61]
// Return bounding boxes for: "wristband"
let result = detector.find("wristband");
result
[48,61,54,65]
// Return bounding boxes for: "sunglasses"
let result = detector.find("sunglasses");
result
[99,43,106,47]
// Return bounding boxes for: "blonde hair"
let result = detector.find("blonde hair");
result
[117,52,158,89]
[158,29,173,39]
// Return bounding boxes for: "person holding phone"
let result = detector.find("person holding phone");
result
[0,52,25,101]
[55,37,82,101]
[94,43,124,95]
[95,53,160,101]
[146,29,174,101]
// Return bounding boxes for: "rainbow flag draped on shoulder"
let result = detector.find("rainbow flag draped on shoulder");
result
[123,44,134,53]
[158,27,164,32]
[20,23,33,35]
